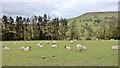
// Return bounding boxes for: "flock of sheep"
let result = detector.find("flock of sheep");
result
[2,40,87,52]
[2,40,119,51]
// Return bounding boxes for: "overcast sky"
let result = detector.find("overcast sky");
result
[1,0,119,19]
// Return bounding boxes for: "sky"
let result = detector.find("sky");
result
[1,0,119,19]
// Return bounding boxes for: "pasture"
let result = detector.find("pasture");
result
[1,40,118,66]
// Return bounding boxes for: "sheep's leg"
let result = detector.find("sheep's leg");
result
[80,48,82,52]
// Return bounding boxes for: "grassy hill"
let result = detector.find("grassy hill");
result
[68,11,118,22]
[68,11,118,27]
[67,11,118,39]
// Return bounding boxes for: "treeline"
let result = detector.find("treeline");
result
[0,14,68,40]
[0,14,120,41]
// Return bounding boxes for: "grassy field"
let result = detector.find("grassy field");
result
[1,40,118,66]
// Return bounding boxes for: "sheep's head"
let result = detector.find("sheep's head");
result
[29,47,32,50]
[53,56,55,57]
[64,46,66,49]
[41,56,46,59]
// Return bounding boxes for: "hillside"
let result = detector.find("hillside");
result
[68,11,118,26]
[68,11,118,28]
[67,11,118,39]
[68,11,118,22]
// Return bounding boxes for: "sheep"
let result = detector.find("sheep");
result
[112,46,119,50]
[76,44,83,52]
[19,46,31,51]
[64,46,71,50]
[53,40,56,44]
[41,56,46,59]
[38,45,44,48]
[74,39,77,42]
[96,38,99,40]
[52,56,55,58]
[37,42,40,47]
[2,46,10,51]
[76,43,86,51]
[82,46,87,50]
[46,41,50,44]
[19,46,25,50]
[111,39,114,40]
[111,39,115,41]
[37,42,44,48]
[70,40,74,43]
[23,47,32,51]
[51,43,58,48]
[38,42,42,44]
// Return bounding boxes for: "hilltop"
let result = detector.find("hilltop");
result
[68,11,118,22]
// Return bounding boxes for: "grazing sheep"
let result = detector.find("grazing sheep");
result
[111,39,114,40]
[76,44,83,52]
[70,40,74,43]
[74,39,77,42]
[111,39,115,41]
[53,40,56,44]
[82,46,87,50]
[64,46,71,50]
[46,41,50,44]
[37,42,44,48]
[52,56,55,58]
[37,42,40,47]
[2,46,10,51]
[41,56,46,59]
[96,38,99,40]
[19,46,25,50]
[112,46,119,50]
[38,42,42,44]
[51,43,58,48]
[38,45,44,48]
[23,47,31,51]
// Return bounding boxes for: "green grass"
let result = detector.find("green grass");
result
[1,40,118,66]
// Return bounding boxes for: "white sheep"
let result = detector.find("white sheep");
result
[38,42,42,44]
[76,44,83,52]
[70,40,74,43]
[2,46,10,51]
[46,41,50,44]
[37,42,44,48]
[111,39,115,41]
[51,44,58,48]
[76,44,86,51]
[38,45,44,48]
[64,46,71,50]
[82,46,87,50]
[53,40,56,44]
[96,38,99,40]
[112,46,119,50]
[23,47,32,51]
[37,43,40,47]
[19,46,25,50]
[74,39,77,42]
